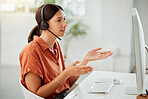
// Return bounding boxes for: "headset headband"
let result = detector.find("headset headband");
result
[41,4,46,22]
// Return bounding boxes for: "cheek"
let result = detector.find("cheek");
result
[49,24,57,31]
[50,23,61,29]
[49,25,61,35]
[48,22,62,34]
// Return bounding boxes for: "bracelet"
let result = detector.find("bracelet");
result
[55,78,62,86]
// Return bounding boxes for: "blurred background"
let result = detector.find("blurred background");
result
[0,0,148,98]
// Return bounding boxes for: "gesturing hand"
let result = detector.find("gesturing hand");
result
[64,61,93,77]
[80,48,113,65]
[85,48,113,61]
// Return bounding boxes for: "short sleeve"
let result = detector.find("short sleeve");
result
[20,45,43,82]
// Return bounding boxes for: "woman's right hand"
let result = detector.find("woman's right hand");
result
[64,61,93,78]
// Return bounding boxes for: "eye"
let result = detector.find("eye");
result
[58,20,61,22]
[64,17,66,20]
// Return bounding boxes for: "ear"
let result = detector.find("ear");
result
[40,21,49,30]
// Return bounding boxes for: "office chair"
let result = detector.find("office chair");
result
[19,78,44,99]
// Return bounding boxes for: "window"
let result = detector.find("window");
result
[0,0,25,12]
[63,0,86,16]
[0,0,86,15]
[0,0,55,13]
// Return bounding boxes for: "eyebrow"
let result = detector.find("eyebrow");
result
[56,16,65,19]
[56,17,62,19]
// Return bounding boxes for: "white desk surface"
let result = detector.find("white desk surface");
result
[64,70,148,99]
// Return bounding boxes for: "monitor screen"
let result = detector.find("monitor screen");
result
[132,8,146,93]
[126,8,146,95]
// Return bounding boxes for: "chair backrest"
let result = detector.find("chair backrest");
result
[19,78,44,99]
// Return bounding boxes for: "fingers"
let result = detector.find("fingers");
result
[92,48,102,52]
[78,66,93,74]
[67,65,93,77]
[70,61,80,66]
[105,52,113,56]
[107,52,113,56]
[81,67,93,74]
[100,52,113,56]
[78,65,92,69]
[100,51,111,54]
[98,50,113,57]
[99,52,113,59]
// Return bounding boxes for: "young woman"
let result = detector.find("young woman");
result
[19,3,113,99]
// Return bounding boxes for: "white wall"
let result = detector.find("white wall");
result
[64,0,132,72]
[1,13,36,66]
[101,0,132,72]
[0,0,133,73]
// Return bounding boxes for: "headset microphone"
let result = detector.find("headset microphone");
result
[47,29,61,40]
[40,4,61,40]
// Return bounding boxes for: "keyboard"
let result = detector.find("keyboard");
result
[88,82,114,94]
[95,79,114,83]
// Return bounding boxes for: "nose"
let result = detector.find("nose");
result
[63,20,67,27]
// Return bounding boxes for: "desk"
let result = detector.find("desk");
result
[65,71,148,99]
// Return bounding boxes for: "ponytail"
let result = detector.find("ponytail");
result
[28,25,41,43]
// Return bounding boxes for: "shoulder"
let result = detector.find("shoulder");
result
[22,41,38,52]
[19,41,40,58]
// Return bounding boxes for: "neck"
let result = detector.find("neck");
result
[40,30,57,49]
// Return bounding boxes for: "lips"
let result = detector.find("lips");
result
[61,29,66,32]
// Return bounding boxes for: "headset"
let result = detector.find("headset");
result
[40,4,61,40]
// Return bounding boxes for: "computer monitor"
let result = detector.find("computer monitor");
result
[126,8,146,95]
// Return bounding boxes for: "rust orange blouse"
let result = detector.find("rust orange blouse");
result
[19,36,70,99]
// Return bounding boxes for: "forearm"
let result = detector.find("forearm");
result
[80,58,89,65]
[36,71,69,98]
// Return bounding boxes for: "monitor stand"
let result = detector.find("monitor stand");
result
[125,79,148,95]
[125,87,142,95]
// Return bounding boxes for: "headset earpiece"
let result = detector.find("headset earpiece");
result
[40,21,49,30]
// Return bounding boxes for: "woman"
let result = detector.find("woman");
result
[19,3,113,99]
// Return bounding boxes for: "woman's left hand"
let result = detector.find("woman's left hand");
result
[80,48,113,65]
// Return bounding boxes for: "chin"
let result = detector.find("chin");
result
[60,34,65,37]
[59,32,65,37]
